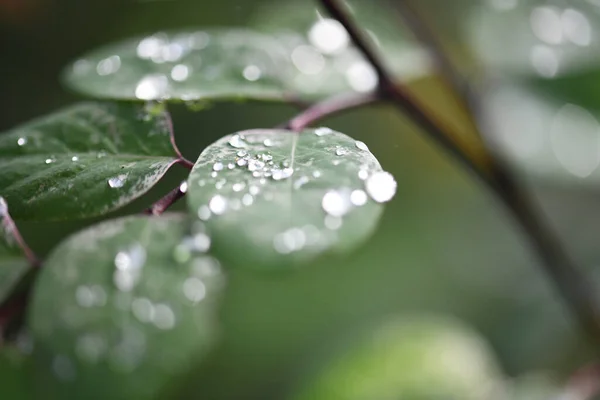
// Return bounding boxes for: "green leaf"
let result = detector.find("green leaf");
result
[29,214,225,399]
[186,128,396,269]
[0,102,179,220]
[0,348,32,400]
[466,1,600,78]
[483,82,600,185]
[290,316,504,400]
[250,0,431,98]
[63,29,293,103]
[0,197,31,303]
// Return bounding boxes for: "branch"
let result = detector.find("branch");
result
[164,108,194,170]
[285,92,379,131]
[318,0,494,184]
[318,0,600,344]
[144,182,187,216]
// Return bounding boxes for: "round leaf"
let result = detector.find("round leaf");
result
[64,29,292,103]
[290,316,504,400]
[466,1,600,78]
[186,128,396,269]
[0,102,178,220]
[29,214,226,399]
[250,0,431,98]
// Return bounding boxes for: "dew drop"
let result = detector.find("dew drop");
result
[108,174,128,189]
[249,185,260,195]
[183,277,206,303]
[209,195,227,215]
[179,181,188,193]
[227,163,235,170]
[313,170,322,178]
[213,162,224,172]
[170,64,190,82]
[294,176,310,189]
[237,150,247,157]
[229,134,247,148]
[243,65,262,81]
[197,205,211,220]
[211,171,218,178]
[350,189,368,206]
[71,156,79,162]
[322,190,351,217]
[358,169,369,180]
[45,158,54,164]
[315,127,333,136]
[17,137,27,146]
[335,147,348,156]
[232,182,246,192]
[237,158,248,167]
[153,304,176,330]
[365,171,397,203]
[263,139,274,147]
[242,193,254,206]
[248,159,265,172]
[355,141,369,151]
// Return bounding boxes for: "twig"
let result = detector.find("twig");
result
[285,92,379,131]
[144,182,187,216]
[164,108,194,170]
[318,0,494,183]
[318,0,600,343]
[0,198,39,267]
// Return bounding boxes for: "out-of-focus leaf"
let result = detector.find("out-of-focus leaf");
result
[0,102,179,220]
[251,0,431,98]
[187,128,395,269]
[466,1,600,78]
[0,197,31,303]
[482,82,600,185]
[29,214,225,400]
[290,316,504,400]
[64,29,293,103]
[0,348,31,400]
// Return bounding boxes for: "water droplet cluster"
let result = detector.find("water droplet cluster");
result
[188,128,396,261]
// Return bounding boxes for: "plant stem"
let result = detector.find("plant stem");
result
[286,92,379,131]
[164,108,194,169]
[144,183,187,216]
[1,201,39,267]
[318,0,600,343]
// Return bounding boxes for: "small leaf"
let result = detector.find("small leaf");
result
[64,29,292,103]
[29,214,225,399]
[290,316,504,400]
[186,128,396,269]
[0,197,32,303]
[466,1,600,78]
[250,0,431,98]
[0,102,179,220]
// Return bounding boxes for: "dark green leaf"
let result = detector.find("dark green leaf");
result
[251,0,431,98]
[186,128,396,269]
[0,348,32,400]
[466,1,600,78]
[29,214,225,399]
[0,197,31,303]
[290,316,503,400]
[64,29,292,103]
[0,102,179,220]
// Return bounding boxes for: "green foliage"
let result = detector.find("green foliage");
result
[186,128,394,268]
[29,214,225,400]
[0,102,179,220]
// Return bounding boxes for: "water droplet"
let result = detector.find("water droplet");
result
[209,195,227,215]
[213,162,224,171]
[358,169,369,180]
[211,171,218,178]
[197,205,211,220]
[249,185,260,195]
[232,182,246,192]
[272,168,294,181]
[71,156,79,162]
[309,18,349,54]
[313,170,322,178]
[237,158,248,167]
[355,141,369,151]
[229,134,247,148]
[322,190,351,217]
[263,139,274,147]
[17,137,27,146]
[227,163,235,170]
[132,297,155,323]
[113,243,146,292]
[350,189,368,206]
[53,355,76,382]
[135,74,169,100]
[294,176,310,189]
[108,174,128,189]
[248,159,265,172]
[45,158,54,164]
[325,215,343,230]
[183,277,206,303]
[273,228,307,254]
[96,55,121,76]
[171,64,190,82]
[97,151,107,159]
[215,179,226,190]
[335,147,348,156]
[242,193,254,206]
[179,181,188,193]
[237,150,247,157]
[243,65,262,81]
[153,304,176,330]
[314,127,333,136]
[365,171,397,203]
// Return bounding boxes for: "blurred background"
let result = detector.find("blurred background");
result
[3,0,600,398]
